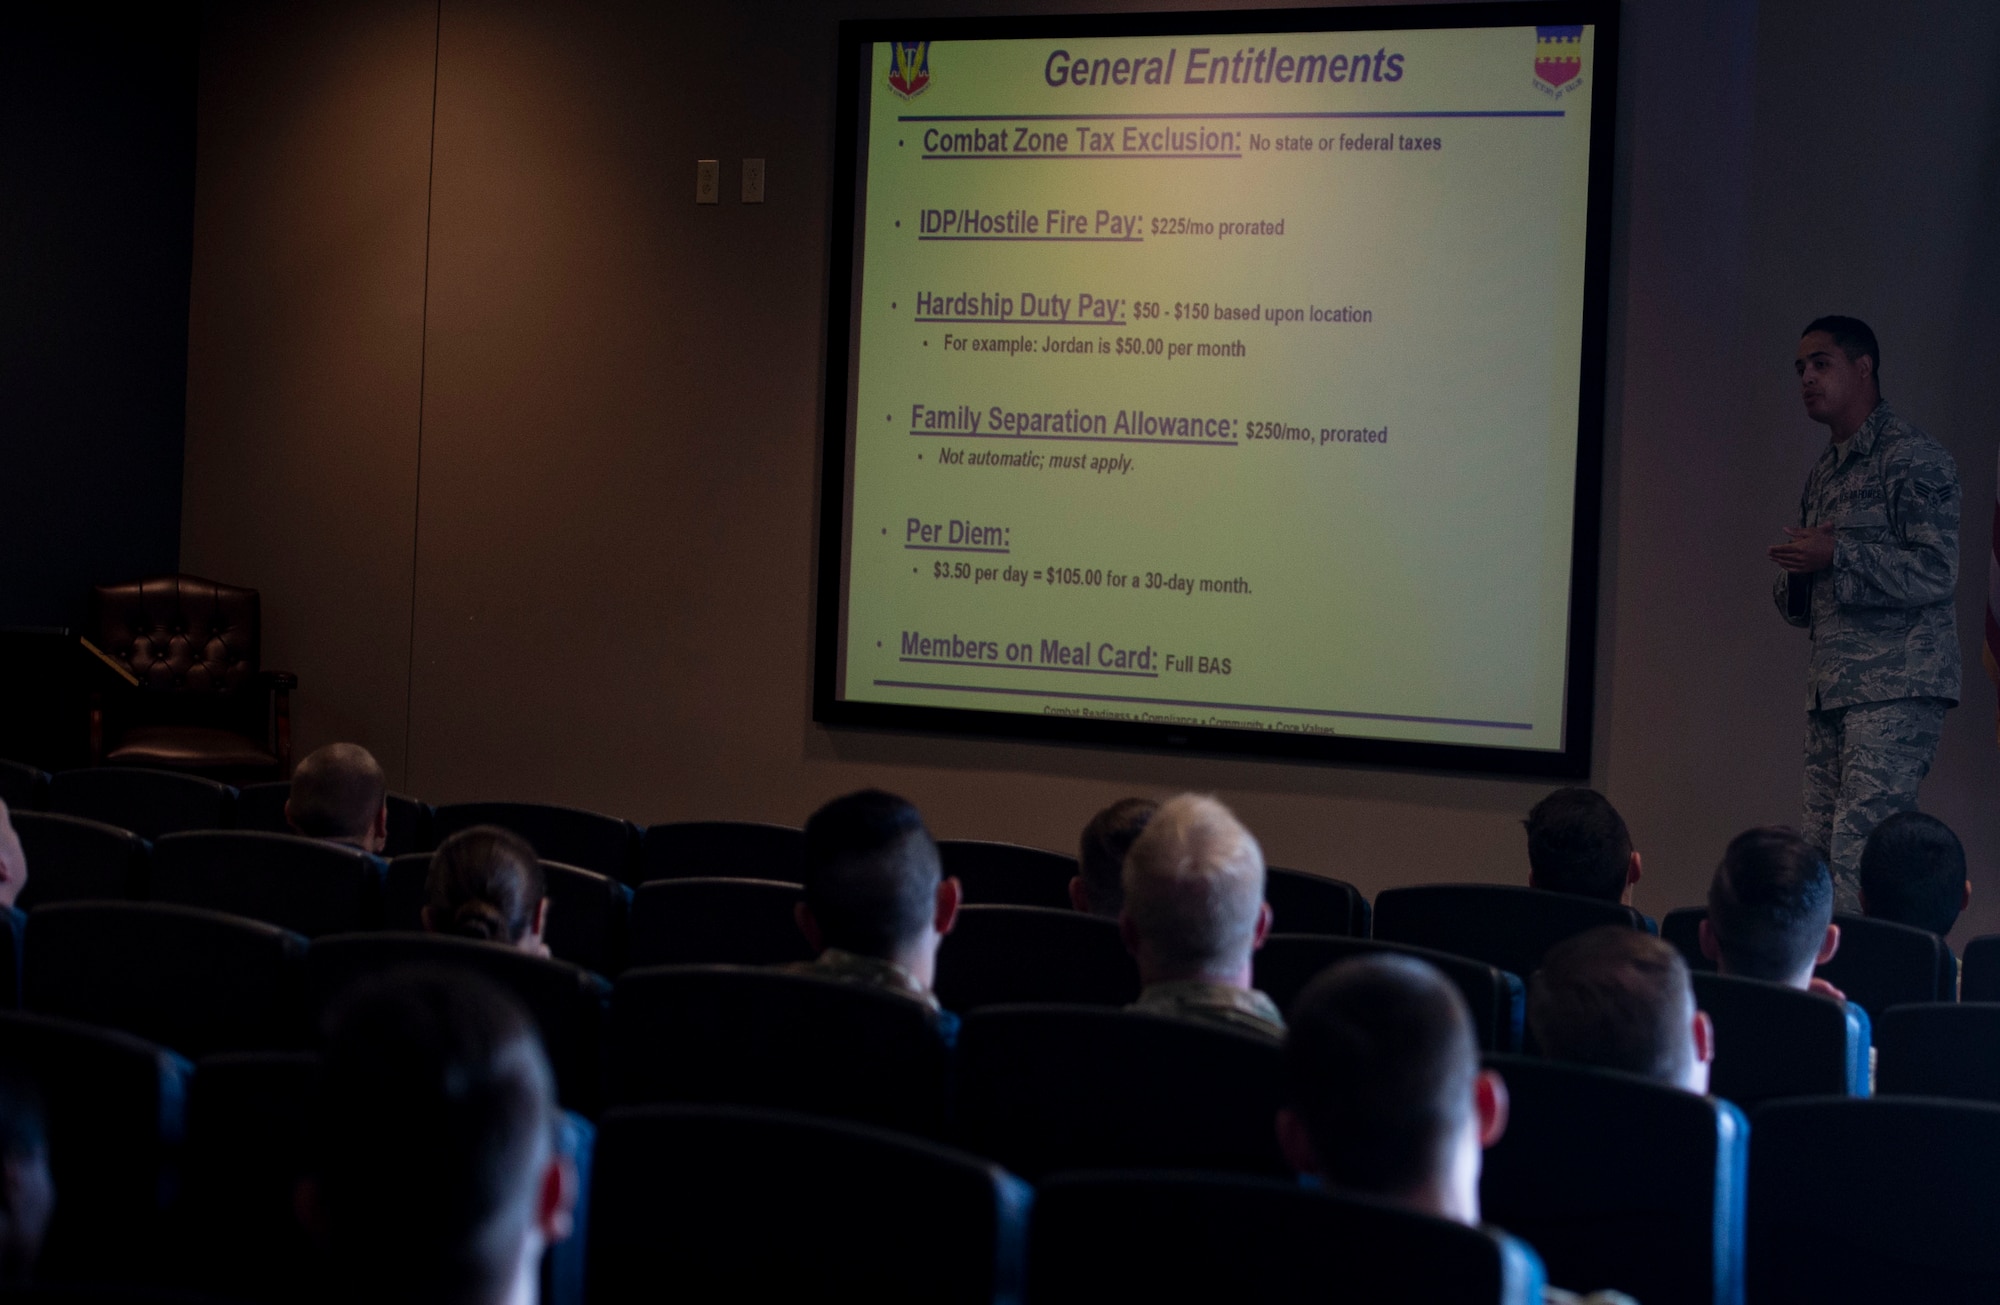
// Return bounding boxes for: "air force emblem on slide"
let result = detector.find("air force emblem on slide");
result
[888,41,932,99]
[1534,25,1584,92]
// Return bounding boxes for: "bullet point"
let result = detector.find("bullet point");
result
[881,527,886,535]
[912,567,917,573]
[899,140,904,146]
[877,640,883,647]
[895,220,900,228]
[886,414,892,421]
[917,454,923,460]
[891,302,896,309]
[922,340,928,347]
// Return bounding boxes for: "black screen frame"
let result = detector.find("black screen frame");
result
[813,0,1620,780]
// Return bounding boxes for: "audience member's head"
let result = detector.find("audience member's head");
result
[1121,794,1271,987]
[287,743,389,854]
[423,827,549,957]
[304,969,573,1305]
[798,790,958,985]
[0,1070,52,1286]
[1278,956,1507,1226]
[1859,812,1970,938]
[1529,927,1712,1093]
[1072,797,1157,918]
[0,801,27,910]
[1701,826,1838,989]
[1524,787,1640,904]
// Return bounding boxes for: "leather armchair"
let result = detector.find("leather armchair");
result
[85,575,295,783]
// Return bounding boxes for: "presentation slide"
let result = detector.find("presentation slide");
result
[819,8,1613,774]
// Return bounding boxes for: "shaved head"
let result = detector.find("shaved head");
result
[289,744,388,847]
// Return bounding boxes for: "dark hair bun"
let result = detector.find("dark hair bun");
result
[452,899,509,943]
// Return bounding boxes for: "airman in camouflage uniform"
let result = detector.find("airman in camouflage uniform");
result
[1771,319,1959,911]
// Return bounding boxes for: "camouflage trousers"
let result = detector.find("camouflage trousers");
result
[1803,696,1948,912]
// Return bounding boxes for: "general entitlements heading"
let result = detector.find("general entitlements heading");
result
[1043,44,1407,88]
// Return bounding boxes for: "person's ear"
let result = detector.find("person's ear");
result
[1964,880,1974,913]
[1698,917,1720,963]
[537,1153,579,1243]
[371,801,390,850]
[1252,899,1273,951]
[1623,851,1644,906]
[533,897,551,940]
[1068,876,1091,914]
[1687,1009,1716,1096]
[794,902,824,954]
[935,875,963,937]
[1474,1069,1509,1149]
[293,1177,328,1243]
[1816,922,1841,966]
[1275,1107,1321,1177]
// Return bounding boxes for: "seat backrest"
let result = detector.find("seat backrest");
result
[1266,865,1371,936]
[1749,1097,2000,1302]
[589,1104,1028,1305]
[1481,1055,1747,1305]
[431,801,638,881]
[385,854,631,976]
[1876,1003,2000,1103]
[0,1011,191,1284]
[12,811,150,908]
[937,839,1077,909]
[90,574,260,691]
[0,759,50,811]
[1816,912,1952,1013]
[955,1004,1286,1179]
[1961,934,2000,1001]
[608,965,950,1137]
[239,781,433,857]
[1691,972,1868,1108]
[177,1051,321,1302]
[626,877,812,968]
[152,830,385,938]
[1373,884,1649,979]
[1254,933,1525,1052]
[933,905,1138,1011]
[48,766,237,840]
[1661,905,1714,971]
[1028,1171,1544,1305]
[304,932,609,1115]
[24,901,307,1057]
[634,820,804,885]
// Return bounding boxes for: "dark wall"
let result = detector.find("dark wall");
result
[0,10,200,631]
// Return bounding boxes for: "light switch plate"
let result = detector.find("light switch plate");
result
[695,159,719,204]
[742,157,766,203]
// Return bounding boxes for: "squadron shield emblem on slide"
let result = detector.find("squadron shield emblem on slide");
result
[1533,25,1583,96]
[888,41,931,98]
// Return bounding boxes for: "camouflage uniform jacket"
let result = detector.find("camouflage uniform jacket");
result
[1129,980,1286,1042]
[1772,402,1961,710]
[784,948,942,1014]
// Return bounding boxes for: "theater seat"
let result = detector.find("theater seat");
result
[588,1105,1030,1305]
[1692,972,1868,1108]
[955,1004,1287,1178]
[24,902,306,1057]
[1254,934,1524,1052]
[1661,906,1713,972]
[431,801,638,881]
[933,905,1139,1010]
[1372,884,1651,980]
[175,1052,320,1302]
[1816,913,1955,1014]
[625,877,812,967]
[383,853,631,976]
[1481,1055,1747,1305]
[151,830,385,937]
[236,780,433,857]
[12,812,150,907]
[609,965,950,1137]
[1749,1097,2000,1303]
[1028,1172,1545,1305]
[0,759,49,811]
[48,766,236,840]
[1265,865,1371,936]
[1876,1004,2000,1103]
[937,839,1076,908]
[634,820,804,885]
[1962,935,2000,1001]
[0,1012,191,1285]
[305,933,610,1115]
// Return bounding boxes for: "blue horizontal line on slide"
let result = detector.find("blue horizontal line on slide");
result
[901,111,1563,121]
[898,658,1158,678]
[909,431,1237,447]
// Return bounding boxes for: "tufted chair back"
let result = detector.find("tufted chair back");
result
[91,575,260,692]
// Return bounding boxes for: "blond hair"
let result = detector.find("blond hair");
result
[1122,794,1265,978]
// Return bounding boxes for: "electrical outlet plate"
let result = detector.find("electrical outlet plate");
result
[696,159,719,204]
[742,157,765,203]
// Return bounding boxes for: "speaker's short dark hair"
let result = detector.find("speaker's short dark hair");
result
[1860,812,1966,937]
[313,968,556,1305]
[1524,788,1633,902]
[1283,955,1476,1198]
[1529,927,1695,1085]
[289,743,387,841]
[802,790,940,958]
[1803,315,1881,381]
[1707,827,1832,981]
[1077,797,1157,917]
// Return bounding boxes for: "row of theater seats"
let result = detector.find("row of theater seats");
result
[14,988,2000,1305]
